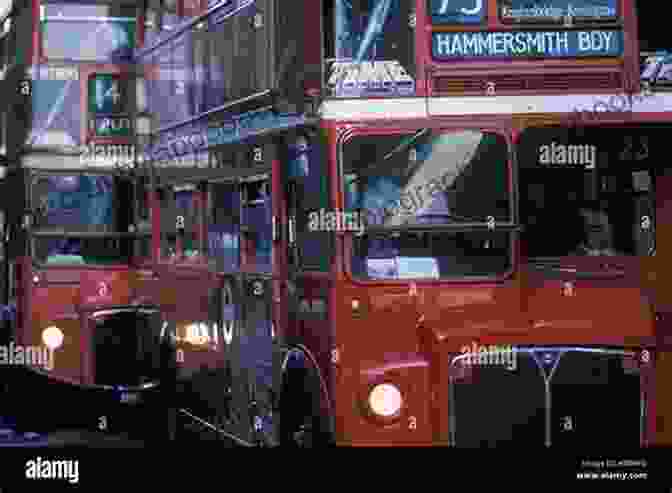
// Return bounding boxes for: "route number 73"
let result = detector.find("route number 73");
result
[437,0,483,15]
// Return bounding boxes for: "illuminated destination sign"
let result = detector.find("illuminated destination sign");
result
[88,116,133,137]
[499,1,618,23]
[429,0,485,24]
[87,74,132,137]
[432,30,622,59]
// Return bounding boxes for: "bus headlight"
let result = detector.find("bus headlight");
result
[368,383,403,417]
[42,326,64,350]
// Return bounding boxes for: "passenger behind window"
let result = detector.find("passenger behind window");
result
[572,203,625,256]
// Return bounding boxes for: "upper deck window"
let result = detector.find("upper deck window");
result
[41,3,137,61]
[498,0,618,24]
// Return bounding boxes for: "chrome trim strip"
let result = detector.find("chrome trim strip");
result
[178,408,254,447]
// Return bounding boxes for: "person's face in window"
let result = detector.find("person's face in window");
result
[579,208,613,250]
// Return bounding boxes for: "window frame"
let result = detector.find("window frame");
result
[338,127,517,233]
[337,126,517,283]
[516,125,658,260]
[28,170,146,267]
[158,182,206,264]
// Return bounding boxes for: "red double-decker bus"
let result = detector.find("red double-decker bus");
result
[273,0,669,447]
[0,0,178,444]
[280,96,666,447]
[2,0,669,450]
[133,0,668,447]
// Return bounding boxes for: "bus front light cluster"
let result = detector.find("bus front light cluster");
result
[368,383,403,417]
[42,325,64,350]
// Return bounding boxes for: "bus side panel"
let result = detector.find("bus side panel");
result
[655,170,672,444]
[655,171,672,313]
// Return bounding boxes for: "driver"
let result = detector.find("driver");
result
[573,204,623,256]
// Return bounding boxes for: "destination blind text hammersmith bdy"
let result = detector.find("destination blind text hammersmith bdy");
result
[433,30,620,58]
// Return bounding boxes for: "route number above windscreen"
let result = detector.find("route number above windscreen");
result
[429,0,485,25]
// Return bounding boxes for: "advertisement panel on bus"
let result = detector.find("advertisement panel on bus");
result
[326,0,416,98]
[427,0,623,60]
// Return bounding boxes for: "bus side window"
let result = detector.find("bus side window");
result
[241,179,271,272]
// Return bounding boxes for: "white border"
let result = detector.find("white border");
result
[319,93,672,120]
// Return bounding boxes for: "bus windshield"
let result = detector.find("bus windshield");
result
[342,130,511,227]
[31,173,133,265]
[341,130,513,280]
[499,0,618,23]
[517,127,656,259]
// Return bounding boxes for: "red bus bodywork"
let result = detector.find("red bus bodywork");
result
[281,100,669,446]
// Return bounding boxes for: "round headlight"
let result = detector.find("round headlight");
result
[42,325,64,350]
[368,383,402,417]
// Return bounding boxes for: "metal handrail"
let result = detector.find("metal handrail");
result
[178,408,255,447]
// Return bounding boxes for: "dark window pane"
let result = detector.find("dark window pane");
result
[517,127,657,258]
[343,131,511,227]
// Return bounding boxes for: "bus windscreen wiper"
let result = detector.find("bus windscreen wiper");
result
[382,211,495,224]
[348,129,430,183]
